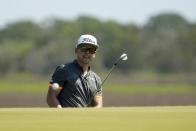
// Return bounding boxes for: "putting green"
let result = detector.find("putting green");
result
[0,106,196,131]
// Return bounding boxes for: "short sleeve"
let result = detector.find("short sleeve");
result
[95,76,102,96]
[49,64,66,88]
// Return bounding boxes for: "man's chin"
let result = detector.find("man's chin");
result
[83,60,90,64]
[79,58,91,64]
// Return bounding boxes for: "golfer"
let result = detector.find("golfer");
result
[47,34,103,108]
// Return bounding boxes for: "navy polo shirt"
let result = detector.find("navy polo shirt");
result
[50,60,102,107]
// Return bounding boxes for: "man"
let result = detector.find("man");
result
[47,34,103,108]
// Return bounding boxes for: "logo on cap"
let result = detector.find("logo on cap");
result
[76,34,99,48]
[82,38,95,44]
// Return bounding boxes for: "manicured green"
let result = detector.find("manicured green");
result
[0,106,196,131]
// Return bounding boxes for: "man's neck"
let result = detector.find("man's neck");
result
[76,60,89,75]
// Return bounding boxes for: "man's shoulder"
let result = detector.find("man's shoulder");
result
[51,61,75,81]
[54,61,74,73]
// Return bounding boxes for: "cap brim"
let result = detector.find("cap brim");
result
[77,43,99,49]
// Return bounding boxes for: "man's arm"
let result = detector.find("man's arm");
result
[93,94,103,108]
[47,64,66,108]
[46,87,62,108]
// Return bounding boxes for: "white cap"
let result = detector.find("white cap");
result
[76,34,99,49]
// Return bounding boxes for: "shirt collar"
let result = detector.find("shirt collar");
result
[73,59,91,74]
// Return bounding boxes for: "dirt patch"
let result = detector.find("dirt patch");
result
[0,93,196,107]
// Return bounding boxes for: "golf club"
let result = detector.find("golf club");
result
[87,53,128,107]
[101,53,128,86]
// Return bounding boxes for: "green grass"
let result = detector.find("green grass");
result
[104,84,196,94]
[0,82,48,94]
[0,106,196,131]
[1,72,196,95]
[0,81,196,94]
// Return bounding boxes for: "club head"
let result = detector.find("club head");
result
[120,53,128,60]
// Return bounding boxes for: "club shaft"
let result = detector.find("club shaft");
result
[87,56,124,107]
[87,63,117,107]
[101,65,116,86]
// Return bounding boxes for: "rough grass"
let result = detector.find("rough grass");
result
[0,106,196,131]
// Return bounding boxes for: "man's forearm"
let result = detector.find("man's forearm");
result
[47,96,62,108]
[47,88,62,108]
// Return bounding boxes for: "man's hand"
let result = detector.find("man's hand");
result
[94,94,103,108]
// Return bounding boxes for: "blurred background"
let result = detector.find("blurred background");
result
[0,0,196,107]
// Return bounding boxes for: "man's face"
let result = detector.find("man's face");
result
[75,44,96,64]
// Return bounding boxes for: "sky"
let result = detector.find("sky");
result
[0,0,196,27]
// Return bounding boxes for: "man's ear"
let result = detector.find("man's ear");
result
[75,48,78,54]
[92,52,96,58]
